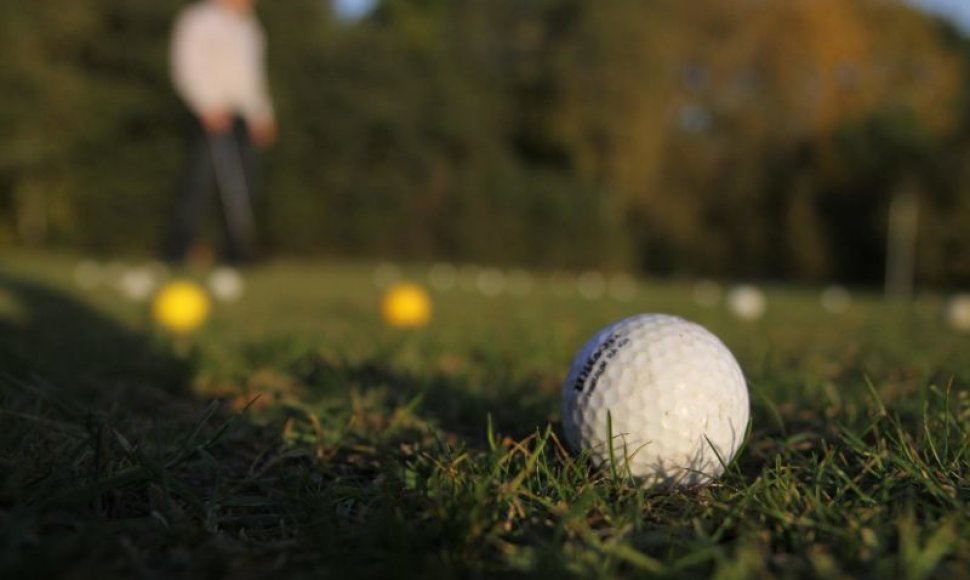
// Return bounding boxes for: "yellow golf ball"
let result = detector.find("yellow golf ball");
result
[152,280,210,333]
[381,282,432,328]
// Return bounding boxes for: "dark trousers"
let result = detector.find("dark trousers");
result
[165,115,260,264]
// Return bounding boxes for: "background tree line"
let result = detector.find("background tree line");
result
[2,0,970,285]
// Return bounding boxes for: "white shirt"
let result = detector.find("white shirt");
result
[170,1,274,123]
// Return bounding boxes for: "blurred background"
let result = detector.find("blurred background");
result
[3,0,970,287]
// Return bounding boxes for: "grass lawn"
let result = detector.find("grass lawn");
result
[2,252,970,578]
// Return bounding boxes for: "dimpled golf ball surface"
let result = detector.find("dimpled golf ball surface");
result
[562,314,749,486]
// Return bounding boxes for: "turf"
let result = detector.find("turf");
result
[2,253,970,579]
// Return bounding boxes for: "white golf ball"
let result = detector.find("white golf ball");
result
[476,268,505,297]
[946,294,970,332]
[820,285,851,314]
[208,266,245,302]
[117,266,158,302]
[562,314,749,487]
[577,271,607,300]
[727,285,766,321]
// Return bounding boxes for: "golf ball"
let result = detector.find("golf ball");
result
[820,285,851,314]
[152,280,210,334]
[727,285,766,321]
[208,266,245,302]
[946,294,970,332]
[562,314,749,486]
[381,282,432,328]
[117,266,158,302]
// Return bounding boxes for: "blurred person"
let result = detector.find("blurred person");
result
[164,0,276,265]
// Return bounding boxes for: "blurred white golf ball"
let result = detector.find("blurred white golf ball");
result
[727,285,766,321]
[577,271,607,300]
[946,294,970,332]
[820,285,851,314]
[208,267,245,302]
[476,268,505,297]
[117,266,158,302]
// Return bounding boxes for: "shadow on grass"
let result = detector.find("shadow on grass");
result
[0,271,206,577]
[293,353,560,445]
[0,270,566,579]
[0,271,194,407]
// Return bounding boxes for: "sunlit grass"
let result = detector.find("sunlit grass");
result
[2,252,969,578]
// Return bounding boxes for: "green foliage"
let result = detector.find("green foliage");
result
[3,1,970,283]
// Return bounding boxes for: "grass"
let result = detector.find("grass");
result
[2,252,970,578]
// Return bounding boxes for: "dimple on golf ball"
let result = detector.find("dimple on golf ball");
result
[562,314,749,486]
